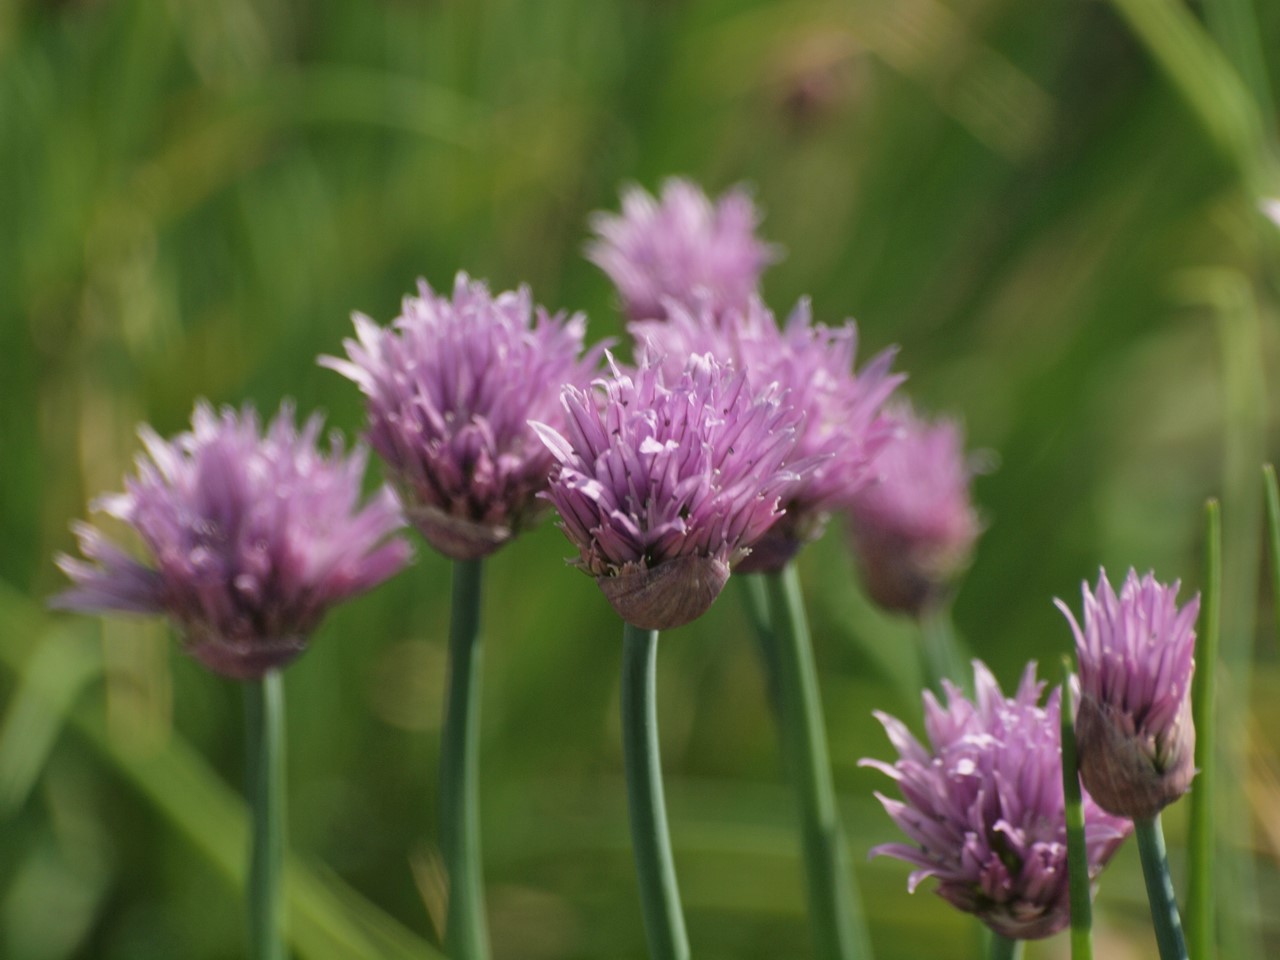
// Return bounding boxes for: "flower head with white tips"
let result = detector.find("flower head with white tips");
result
[862,661,1131,940]
[635,294,901,570]
[534,351,803,629]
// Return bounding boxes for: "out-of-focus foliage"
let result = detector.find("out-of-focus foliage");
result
[1,1,1278,958]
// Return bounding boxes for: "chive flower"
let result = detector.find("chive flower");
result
[845,404,982,616]
[635,295,901,571]
[533,352,803,630]
[1056,568,1200,819]
[587,178,780,321]
[322,273,603,560]
[52,402,412,679]
[862,661,1131,941]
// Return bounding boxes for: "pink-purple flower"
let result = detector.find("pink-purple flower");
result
[533,352,803,630]
[587,178,780,322]
[52,402,412,679]
[1056,569,1200,819]
[635,295,901,571]
[862,661,1131,940]
[322,273,603,560]
[845,404,983,616]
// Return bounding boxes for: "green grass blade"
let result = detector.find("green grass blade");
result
[1108,0,1273,193]
[0,622,102,814]
[1263,466,1280,635]
[1185,498,1221,957]
[1203,0,1276,128]
[0,586,442,960]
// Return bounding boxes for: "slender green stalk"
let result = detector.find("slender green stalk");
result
[1203,0,1275,136]
[736,575,780,708]
[1135,816,1189,960]
[1059,657,1093,960]
[1186,498,1221,958]
[1263,466,1280,634]
[1109,0,1271,192]
[621,622,689,960]
[245,669,287,960]
[988,932,1023,960]
[1210,273,1266,960]
[918,605,968,697]
[440,558,490,960]
[760,564,871,960]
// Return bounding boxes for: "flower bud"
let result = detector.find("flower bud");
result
[845,406,981,617]
[1057,568,1200,819]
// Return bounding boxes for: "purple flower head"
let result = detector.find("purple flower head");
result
[861,661,1131,941]
[586,178,780,322]
[1056,569,1199,819]
[52,402,412,680]
[322,273,604,560]
[533,352,803,630]
[635,295,902,571]
[846,404,983,616]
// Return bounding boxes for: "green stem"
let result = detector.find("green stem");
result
[760,565,871,960]
[1203,0,1275,142]
[1263,466,1280,636]
[988,932,1023,960]
[1186,498,1221,959]
[621,622,689,960]
[737,576,780,708]
[246,669,287,960]
[918,606,968,697]
[1059,658,1093,960]
[440,558,490,960]
[1135,816,1189,960]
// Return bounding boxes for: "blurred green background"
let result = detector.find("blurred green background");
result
[3,0,1280,957]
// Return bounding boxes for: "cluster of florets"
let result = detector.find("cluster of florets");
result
[1058,569,1200,818]
[634,296,903,572]
[865,567,1201,939]
[863,661,1131,940]
[53,403,412,679]
[54,178,963,660]
[534,351,804,629]
[587,178,780,321]
[321,273,603,560]
[53,175,1207,949]
[846,405,984,615]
